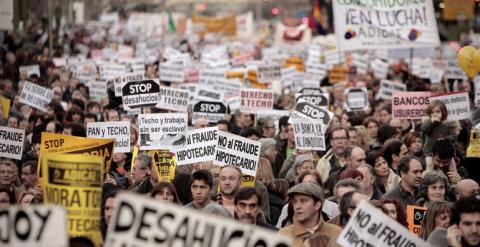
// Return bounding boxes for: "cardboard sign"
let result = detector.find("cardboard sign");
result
[299,87,325,95]
[214,131,261,177]
[406,205,427,235]
[19,65,40,77]
[192,101,227,124]
[392,92,431,119]
[87,121,130,153]
[344,87,369,112]
[194,86,224,102]
[88,80,108,99]
[258,64,282,82]
[294,101,332,125]
[156,87,189,112]
[19,81,53,112]
[333,0,440,51]
[296,93,329,109]
[175,127,218,166]
[149,150,176,182]
[429,91,470,121]
[138,113,188,150]
[292,118,327,151]
[337,200,428,247]
[42,153,103,246]
[0,97,10,119]
[38,132,115,181]
[108,72,144,97]
[240,88,274,114]
[0,205,68,247]
[0,126,25,160]
[159,63,185,83]
[329,66,349,84]
[122,79,160,110]
[104,192,292,247]
[377,80,407,100]
[467,129,480,158]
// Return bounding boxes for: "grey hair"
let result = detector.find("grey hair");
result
[419,171,451,201]
[135,153,152,170]
[259,138,276,156]
[339,191,358,218]
[358,164,376,180]
[333,178,364,197]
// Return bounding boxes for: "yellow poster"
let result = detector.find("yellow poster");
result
[42,153,104,246]
[39,132,115,181]
[149,150,176,182]
[443,0,475,21]
[467,129,480,158]
[0,97,10,119]
[329,66,349,84]
[192,14,237,36]
[241,174,256,188]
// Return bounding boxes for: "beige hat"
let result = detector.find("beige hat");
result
[287,182,324,201]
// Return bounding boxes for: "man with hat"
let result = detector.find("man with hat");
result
[278,182,342,247]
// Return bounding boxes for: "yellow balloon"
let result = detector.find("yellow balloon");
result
[473,48,480,72]
[457,46,478,78]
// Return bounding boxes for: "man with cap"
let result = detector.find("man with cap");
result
[278,182,342,247]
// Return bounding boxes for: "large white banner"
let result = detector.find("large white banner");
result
[175,127,218,166]
[333,0,440,51]
[138,113,188,150]
[105,193,292,247]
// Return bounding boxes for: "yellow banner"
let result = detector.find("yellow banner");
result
[42,153,104,246]
[467,129,480,158]
[149,150,176,182]
[329,66,349,84]
[241,175,255,188]
[192,14,237,36]
[0,97,10,119]
[443,0,475,21]
[39,132,115,181]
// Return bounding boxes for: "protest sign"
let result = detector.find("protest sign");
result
[138,113,188,150]
[240,88,274,114]
[0,96,10,119]
[371,59,389,79]
[192,14,237,36]
[39,132,115,181]
[42,153,103,246]
[344,87,369,112]
[429,67,445,84]
[406,205,427,235]
[100,63,126,80]
[159,63,185,83]
[148,150,176,182]
[333,0,440,51]
[443,0,475,21]
[176,127,218,166]
[258,64,282,82]
[411,58,432,79]
[19,81,53,112]
[352,53,369,74]
[0,0,13,31]
[324,50,342,68]
[299,87,325,95]
[445,60,468,80]
[0,126,25,160]
[0,205,68,247]
[329,66,349,84]
[199,69,226,85]
[215,131,261,177]
[377,80,407,100]
[122,79,160,111]
[292,118,327,151]
[475,76,480,106]
[294,101,332,126]
[206,77,241,98]
[87,121,130,153]
[281,67,296,88]
[192,101,227,124]
[306,63,327,79]
[104,192,291,247]
[392,92,431,119]
[337,200,429,247]
[467,129,480,158]
[108,72,144,97]
[19,65,40,77]
[156,87,189,112]
[429,91,470,121]
[194,86,224,102]
[88,80,108,99]
[296,93,329,109]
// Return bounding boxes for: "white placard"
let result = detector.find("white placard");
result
[192,101,228,124]
[292,118,326,151]
[429,67,445,84]
[352,53,369,74]
[138,113,188,150]
[19,81,53,112]
[377,79,407,100]
[240,88,274,114]
[371,59,389,79]
[156,87,189,112]
[0,0,13,31]
[306,62,327,79]
[87,121,130,153]
[122,79,160,111]
[199,69,226,85]
[100,63,126,80]
[258,64,282,82]
[1,205,68,247]
[19,65,40,77]
[214,131,261,177]
[104,192,292,247]
[175,127,218,166]
[344,87,369,112]
[475,76,480,106]
[108,72,145,97]
[88,80,108,99]
[0,126,25,160]
[445,60,468,80]
[159,63,185,83]
[337,200,429,247]
[194,85,225,102]
[430,92,471,121]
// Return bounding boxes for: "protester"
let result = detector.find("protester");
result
[150,181,181,204]
[382,156,423,207]
[420,201,452,241]
[447,196,480,247]
[217,165,242,216]
[234,187,276,230]
[381,198,408,227]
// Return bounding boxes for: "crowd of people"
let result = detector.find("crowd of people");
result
[0,9,480,247]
